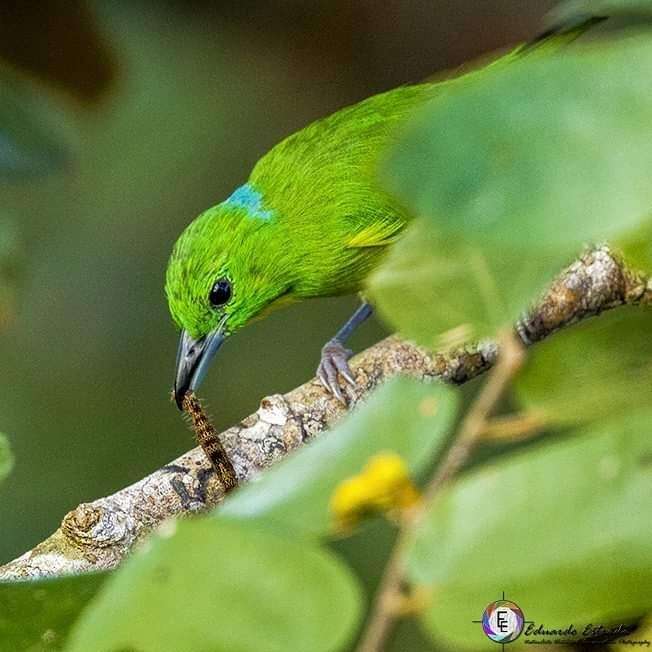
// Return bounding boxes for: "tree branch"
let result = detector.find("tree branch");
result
[0,245,649,581]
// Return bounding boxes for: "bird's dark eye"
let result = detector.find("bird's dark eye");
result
[209,278,232,307]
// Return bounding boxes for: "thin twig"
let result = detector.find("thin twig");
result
[356,331,526,652]
[481,411,547,441]
[422,330,525,503]
[355,531,412,652]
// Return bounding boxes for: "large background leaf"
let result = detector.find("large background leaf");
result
[407,409,652,649]
[515,306,652,425]
[221,378,459,538]
[370,219,569,347]
[387,36,652,250]
[372,34,652,341]
[0,573,105,652]
[65,517,362,652]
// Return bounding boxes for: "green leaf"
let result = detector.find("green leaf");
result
[0,69,69,179]
[514,306,652,425]
[65,518,362,652]
[220,378,459,538]
[376,35,652,340]
[369,219,569,347]
[616,216,652,271]
[0,573,105,652]
[0,432,13,484]
[407,409,652,649]
[388,36,652,250]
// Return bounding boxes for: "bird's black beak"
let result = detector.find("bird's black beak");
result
[173,324,225,410]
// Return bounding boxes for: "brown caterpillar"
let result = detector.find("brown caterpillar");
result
[180,391,238,493]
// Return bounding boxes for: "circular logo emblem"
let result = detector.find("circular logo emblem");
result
[482,600,525,644]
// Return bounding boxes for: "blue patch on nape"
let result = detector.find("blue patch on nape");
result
[224,183,274,222]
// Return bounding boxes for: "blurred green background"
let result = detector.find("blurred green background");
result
[0,0,553,566]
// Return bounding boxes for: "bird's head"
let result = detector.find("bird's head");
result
[165,188,293,409]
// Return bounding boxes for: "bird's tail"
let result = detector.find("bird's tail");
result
[423,13,608,87]
[517,14,608,56]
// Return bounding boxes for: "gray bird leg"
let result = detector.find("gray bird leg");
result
[317,301,373,403]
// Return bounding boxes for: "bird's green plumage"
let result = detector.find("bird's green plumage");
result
[166,82,436,339]
[166,18,599,341]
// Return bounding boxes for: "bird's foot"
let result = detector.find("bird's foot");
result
[317,338,356,404]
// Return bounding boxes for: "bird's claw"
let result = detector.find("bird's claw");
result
[317,339,355,404]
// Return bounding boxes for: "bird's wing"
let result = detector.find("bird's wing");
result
[346,217,404,248]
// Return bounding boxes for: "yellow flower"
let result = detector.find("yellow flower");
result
[329,451,421,533]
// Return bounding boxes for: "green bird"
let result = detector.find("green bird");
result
[166,16,603,408]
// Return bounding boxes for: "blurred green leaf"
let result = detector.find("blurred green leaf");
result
[376,35,652,340]
[407,409,652,649]
[65,517,362,652]
[0,216,21,327]
[0,69,69,179]
[515,306,652,425]
[616,216,652,271]
[0,572,105,652]
[387,36,652,250]
[369,219,568,347]
[221,378,459,538]
[0,432,13,484]
[0,2,115,103]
